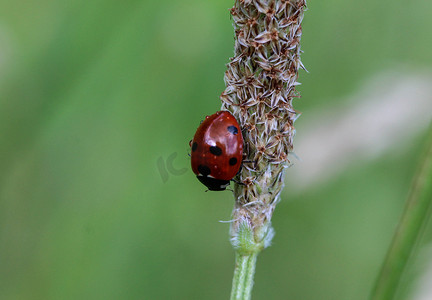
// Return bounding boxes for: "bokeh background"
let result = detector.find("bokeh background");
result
[1,0,432,299]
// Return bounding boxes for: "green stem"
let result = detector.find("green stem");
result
[230,252,258,300]
[370,124,432,300]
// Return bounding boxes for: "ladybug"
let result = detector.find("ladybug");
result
[190,111,243,191]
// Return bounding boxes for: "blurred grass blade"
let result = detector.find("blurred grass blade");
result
[370,123,432,300]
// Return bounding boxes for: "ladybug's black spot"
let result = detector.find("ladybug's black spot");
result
[227,125,238,135]
[229,157,238,166]
[198,165,211,176]
[192,142,198,152]
[210,146,222,156]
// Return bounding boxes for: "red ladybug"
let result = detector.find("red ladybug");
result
[190,111,243,191]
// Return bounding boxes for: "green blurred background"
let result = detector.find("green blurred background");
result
[0,0,431,299]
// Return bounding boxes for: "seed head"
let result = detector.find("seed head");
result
[221,0,307,251]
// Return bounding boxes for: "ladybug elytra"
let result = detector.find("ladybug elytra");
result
[190,111,244,191]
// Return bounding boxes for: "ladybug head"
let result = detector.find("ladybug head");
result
[197,176,230,191]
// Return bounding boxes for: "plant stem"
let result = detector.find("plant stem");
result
[370,125,432,300]
[230,252,258,300]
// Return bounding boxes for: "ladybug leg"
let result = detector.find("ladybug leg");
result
[235,159,256,176]
[242,153,257,166]
[242,160,255,164]
[231,178,245,186]
[241,159,257,169]
[188,140,193,157]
